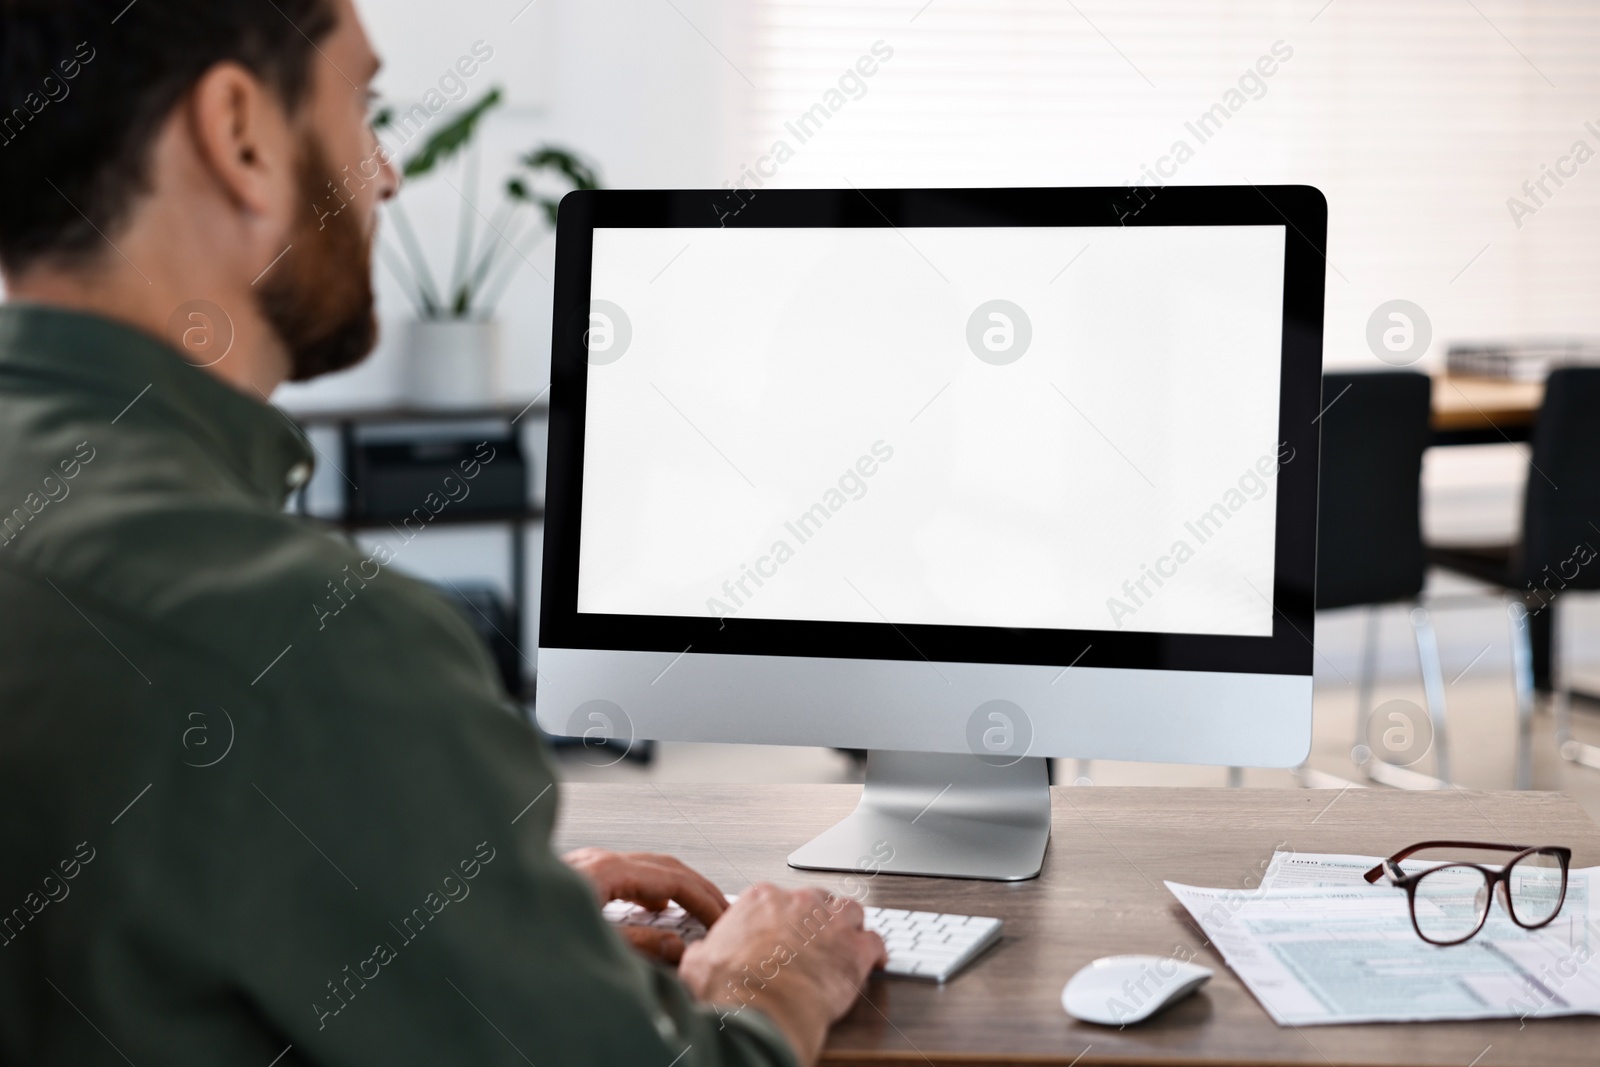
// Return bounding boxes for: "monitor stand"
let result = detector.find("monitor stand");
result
[787,750,1050,881]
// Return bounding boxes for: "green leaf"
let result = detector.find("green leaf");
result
[505,145,601,227]
[401,87,504,180]
[518,146,600,192]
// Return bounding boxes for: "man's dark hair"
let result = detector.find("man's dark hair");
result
[0,0,337,273]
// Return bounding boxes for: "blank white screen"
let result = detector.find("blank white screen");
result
[578,224,1285,637]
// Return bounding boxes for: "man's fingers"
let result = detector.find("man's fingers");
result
[620,925,685,964]
[668,874,729,928]
[633,854,727,926]
[659,855,730,920]
[621,890,671,912]
[862,929,889,970]
[585,851,728,926]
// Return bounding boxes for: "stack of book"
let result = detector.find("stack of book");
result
[1447,339,1600,381]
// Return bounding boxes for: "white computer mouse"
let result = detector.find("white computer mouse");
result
[1061,955,1214,1026]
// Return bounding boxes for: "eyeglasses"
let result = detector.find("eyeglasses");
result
[1363,840,1571,946]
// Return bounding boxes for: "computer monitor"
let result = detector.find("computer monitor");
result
[539,186,1326,881]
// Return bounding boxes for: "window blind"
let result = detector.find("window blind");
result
[734,0,1600,365]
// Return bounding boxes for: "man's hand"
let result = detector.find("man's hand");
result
[679,884,887,1067]
[564,847,728,964]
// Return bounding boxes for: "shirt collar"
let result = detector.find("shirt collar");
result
[0,303,314,506]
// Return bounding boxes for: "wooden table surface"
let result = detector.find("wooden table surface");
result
[1430,374,1543,433]
[555,784,1600,1067]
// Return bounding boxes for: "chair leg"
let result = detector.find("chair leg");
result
[1297,606,1377,789]
[1355,605,1380,757]
[1509,599,1536,789]
[1410,604,1451,785]
[1358,605,1451,791]
[1551,596,1600,771]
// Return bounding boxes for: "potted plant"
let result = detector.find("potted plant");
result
[374,88,599,409]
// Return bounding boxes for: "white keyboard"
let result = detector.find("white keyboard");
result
[602,897,1003,982]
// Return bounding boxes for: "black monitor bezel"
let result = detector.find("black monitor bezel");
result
[541,186,1325,676]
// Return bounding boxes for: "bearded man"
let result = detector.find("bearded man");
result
[0,3,882,1064]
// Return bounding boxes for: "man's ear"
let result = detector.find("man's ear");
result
[184,62,295,219]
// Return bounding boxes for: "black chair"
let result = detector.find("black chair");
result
[433,581,526,700]
[1428,367,1600,781]
[1315,370,1450,788]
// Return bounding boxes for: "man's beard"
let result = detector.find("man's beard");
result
[258,135,379,382]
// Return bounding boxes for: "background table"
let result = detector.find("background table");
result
[1430,373,1543,445]
[555,784,1600,1066]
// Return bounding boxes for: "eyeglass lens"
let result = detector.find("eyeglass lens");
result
[1412,864,1491,944]
[1505,849,1566,927]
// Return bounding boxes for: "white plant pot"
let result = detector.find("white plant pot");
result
[401,318,502,410]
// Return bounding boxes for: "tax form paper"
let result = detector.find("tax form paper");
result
[1167,852,1600,1025]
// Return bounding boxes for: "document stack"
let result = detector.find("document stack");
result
[1447,339,1600,382]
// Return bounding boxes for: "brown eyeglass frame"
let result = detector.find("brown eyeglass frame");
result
[1362,840,1573,946]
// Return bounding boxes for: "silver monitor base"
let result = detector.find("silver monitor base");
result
[788,750,1050,881]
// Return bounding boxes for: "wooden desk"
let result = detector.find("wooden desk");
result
[1431,374,1543,444]
[556,784,1600,1066]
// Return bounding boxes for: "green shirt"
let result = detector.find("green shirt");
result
[0,305,796,1067]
